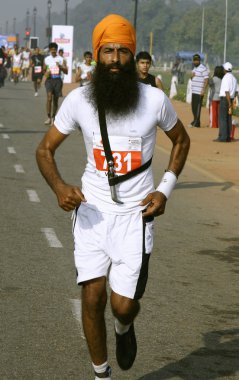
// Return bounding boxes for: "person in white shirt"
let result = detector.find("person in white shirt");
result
[58,48,69,96]
[75,51,95,86]
[214,62,238,142]
[22,47,31,81]
[189,53,209,128]
[11,46,23,84]
[43,42,68,125]
[36,14,190,380]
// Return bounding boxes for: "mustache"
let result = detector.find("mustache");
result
[104,62,131,73]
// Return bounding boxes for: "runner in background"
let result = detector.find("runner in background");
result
[75,51,95,86]
[136,51,164,91]
[11,46,23,84]
[58,49,68,96]
[22,47,31,81]
[43,42,68,125]
[31,47,44,97]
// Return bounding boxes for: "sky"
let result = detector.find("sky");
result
[0,0,82,31]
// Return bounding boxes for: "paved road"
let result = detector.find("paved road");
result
[1,81,239,380]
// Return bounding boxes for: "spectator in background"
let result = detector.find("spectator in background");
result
[75,51,95,86]
[214,62,238,142]
[136,51,164,90]
[209,65,224,128]
[189,53,209,128]
[177,59,186,84]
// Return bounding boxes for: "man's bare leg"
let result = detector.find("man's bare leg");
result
[111,291,140,370]
[46,93,52,116]
[82,277,108,365]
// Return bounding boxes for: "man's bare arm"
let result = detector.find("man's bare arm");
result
[164,118,190,176]
[141,119,190,217]
[36,126,86,211]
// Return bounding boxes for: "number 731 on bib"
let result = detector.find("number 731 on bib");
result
[93,135,142,175]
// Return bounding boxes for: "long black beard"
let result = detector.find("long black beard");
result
[87,58,140,117]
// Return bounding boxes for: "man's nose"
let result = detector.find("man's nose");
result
[112,49,120,62]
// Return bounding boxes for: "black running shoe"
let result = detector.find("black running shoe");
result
[115,324,137,370]
[94,365,112,379]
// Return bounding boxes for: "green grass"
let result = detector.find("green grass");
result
[151,69,239,117]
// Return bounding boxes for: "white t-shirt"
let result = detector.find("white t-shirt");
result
[44,55,64,79]
[191,64,209,95]
[22,51,30,67]
[77,62,95,86]
[12,53,22,68]
[54,83,178,214]
[219,72,238,98]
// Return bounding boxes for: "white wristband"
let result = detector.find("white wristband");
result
[156,171,177,199]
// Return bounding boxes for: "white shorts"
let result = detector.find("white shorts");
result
[72,204,154,299]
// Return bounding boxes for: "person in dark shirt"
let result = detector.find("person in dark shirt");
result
[31,47,44,96]
[0,46,7,88]
[136,51,164,91]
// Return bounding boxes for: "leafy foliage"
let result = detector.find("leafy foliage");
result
[64,0,239,64]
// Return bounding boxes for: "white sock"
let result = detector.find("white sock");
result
[114,319,131,335]
[92,361,111,380]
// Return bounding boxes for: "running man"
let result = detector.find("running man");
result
[31,47,44,97]
[36,14,190,380]
[11,46,22,84]
[75,51,95,86]
[22,47,31,81]
[58,48,68,96]
[43,42,68,125]
[136,51,164,90]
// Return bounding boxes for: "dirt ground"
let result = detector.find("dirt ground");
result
[63,83,239,190]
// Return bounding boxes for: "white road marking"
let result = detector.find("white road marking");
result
[69,298,85,339]
[14,164,25,173]
[26,189,40,203]
[8,147,16,154]
[41,228,63,248]
[0,123,4,128]
[2,133,9,139]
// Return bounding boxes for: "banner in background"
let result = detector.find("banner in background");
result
[0,35,17,49]
[52,25,74,83]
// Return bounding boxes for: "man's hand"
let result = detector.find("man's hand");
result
[55,183,86,211]
[140,191,167,218]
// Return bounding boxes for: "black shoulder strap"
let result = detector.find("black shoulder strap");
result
[98,107,152,186]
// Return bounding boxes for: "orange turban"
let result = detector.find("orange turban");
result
[92,14,136,61]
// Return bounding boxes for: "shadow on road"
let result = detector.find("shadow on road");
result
[138,328,239,380]
[176,181,235,191]
[1,130,46,134]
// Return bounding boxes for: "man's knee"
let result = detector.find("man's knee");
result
[111,292,139,321]
[82,277,107,317]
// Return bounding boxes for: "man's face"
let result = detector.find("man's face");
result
[50,47,57,57]
[99,43,132,72]
[137,59,151,75]
[193,59,200,67]
[89,43,139,116]
[85,54,92,65]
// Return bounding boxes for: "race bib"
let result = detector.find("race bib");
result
[50,66,60,78]
[34,66,42,73]
[93,134,142,176]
